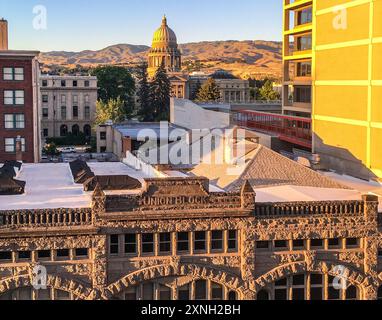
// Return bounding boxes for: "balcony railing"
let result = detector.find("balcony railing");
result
[233,110,312,149]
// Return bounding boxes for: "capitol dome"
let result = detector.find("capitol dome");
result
[148,16,182,77]
[152,16,178,47]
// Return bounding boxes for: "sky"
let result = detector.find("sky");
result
[1,0,282,52]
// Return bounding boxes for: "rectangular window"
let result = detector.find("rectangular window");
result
[124,234,137,255]
[0,252,12,261]
[4,114,25,129]
[18,251,31,260]
[142,234,154,255]
[274,240,288,250]
[110,235,119,255]
[42,95,49,103]
[296,34,312,51]
[310,239,323,249]
[84,80,90,87]
[3,67,24,81]
[256,241,270,250]
[294,86,311,103]
[4,90,24,105]
[73,80,78,87]
[75,248,89,259]
[346,238,360,248]
[195,280,207,300]
[159,233,171,254]
[43,108,49,118]
[296,61,312,77]
[211,231,223,252]
[61,95,66,103]
[194,231,206,252]
[61,106,67,120]
[328,238,340,249]
[177,232,189,253]
[293,240,305,250]
[84,106,90,120]
[4,138,25,153]
[328,276,340,300]
[124,287,136,300]
[43,128,49,137]
[297,7,312,25]
[57,249,70,258]
[100,132,107,140]
[73,95,78,104]
[211,283,223,300]
[85,95,89,103]
[42,80,48,87]
[61,80,66,87]
[38,250,51,260]
[73,106,79,118]
[178,284,190,300]
[227,230,237,251]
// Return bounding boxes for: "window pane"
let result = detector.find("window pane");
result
[3,68,13,80]
[159,285,171,301]
[228,230,237,251]
[15,90,24,105]
[211,231,223,251]
[178,285,190,300]
[292,288,305,300]
[275,289,287,300]
[142,234,154,254]
[14,68,24,81]
[194,231,206,251]
[195,280,207,300]
[177,232,189,253]
[310,288,323,300]
[125,234,136,254]
[142,283,154,300]
[211,283,223,300]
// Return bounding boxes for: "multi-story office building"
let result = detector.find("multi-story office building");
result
[0,20,41,163]
[40,75,98,139]
[283,0,382,180]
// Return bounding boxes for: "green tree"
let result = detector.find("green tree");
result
[190,80,202,101]
[42,143,60,156]
[151,63,171,121]
[91,65,136,118]
[196,78,221,102]
[94,98,127,126]
[257,80,281,101]
[136,63,154,122]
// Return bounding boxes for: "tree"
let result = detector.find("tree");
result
[151,63,171,121]
[43,143,60,156]
[257,80,281,101]
[136,63,154,122]
[94,98,127,126]
[196,78,221,102]
[91,66,136,118]
[190,80,202,101]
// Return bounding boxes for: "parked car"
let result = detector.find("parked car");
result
[60,147,76,154]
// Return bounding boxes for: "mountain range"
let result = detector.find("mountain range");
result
[39,40,282,79]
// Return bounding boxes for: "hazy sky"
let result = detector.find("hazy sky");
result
[1,0,282,52]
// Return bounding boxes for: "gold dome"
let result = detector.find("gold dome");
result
[152,16,178,47]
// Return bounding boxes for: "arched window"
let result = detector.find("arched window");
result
[72,124,80,136]
[378,286,382,300]
[257,289,270,300]
[60,125,68,137]
[228,291,238,301]
[84,124,91,137]
[211,282,223,300]
[346,285,358,300]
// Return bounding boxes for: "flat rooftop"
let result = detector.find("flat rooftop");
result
[0,162,371,211]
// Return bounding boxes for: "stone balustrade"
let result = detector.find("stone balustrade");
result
[0,208,93,229]
[254,200,365,217]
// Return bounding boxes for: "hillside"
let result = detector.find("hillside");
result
[39,40,282,79]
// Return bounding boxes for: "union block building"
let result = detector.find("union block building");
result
[0,159,381,301]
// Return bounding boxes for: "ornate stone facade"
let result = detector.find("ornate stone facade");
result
[0,179,380,300]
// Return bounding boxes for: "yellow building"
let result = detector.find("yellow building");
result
[283,0,382,180]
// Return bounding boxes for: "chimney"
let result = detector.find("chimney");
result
[0,18,8,50]
[15,136,22,162]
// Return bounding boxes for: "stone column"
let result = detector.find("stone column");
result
[362,194,379,300]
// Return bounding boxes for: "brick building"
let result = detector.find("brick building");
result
[0,20,41,163]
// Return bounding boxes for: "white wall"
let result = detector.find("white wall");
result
[170,98,230,130]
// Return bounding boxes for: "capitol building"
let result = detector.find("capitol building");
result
[147,16,251,103]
